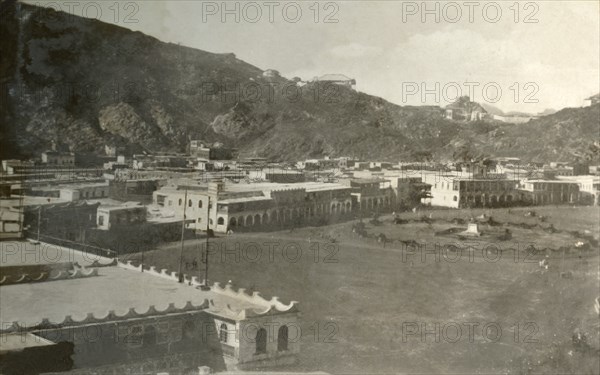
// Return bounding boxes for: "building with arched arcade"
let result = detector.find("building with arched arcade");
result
[422,172,520,208]
[152,180,354,233]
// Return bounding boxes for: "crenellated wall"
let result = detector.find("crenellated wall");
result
[1,299,210,334]
[117,261,299,319]
[0,266,98,286]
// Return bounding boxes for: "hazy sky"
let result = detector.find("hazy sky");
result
[24,0,600,113]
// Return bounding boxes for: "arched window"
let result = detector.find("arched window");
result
[142,325,157,347]
[219,323,228,343]
[255,328,267,354]
[178,198,182,206]
[188,199,192,207]
[198,200,203,208]
[217,217,224,225]
[183,321,196,340]
[277,325,288,352]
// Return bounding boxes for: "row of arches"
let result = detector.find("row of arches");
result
[460,194,515,207]
[359,196,391,210]
[251,325,289,354]
[217,324,289,353]
[222,201,353,228]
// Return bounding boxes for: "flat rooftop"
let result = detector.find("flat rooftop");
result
[524,180,580,184]
[20,196,70,206]
[349,178,389,184]
[219,196,273,204]
[58,182,109,190]
[0,241,115,268]
[225,182,349,193]
[0,265,277,327]
[97,202,144,212]
[0,333,55,353]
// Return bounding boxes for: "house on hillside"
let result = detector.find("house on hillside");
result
[492,114,536,124]
[41,151,75,166]
[445,96,487,121]
[262,69,280,78]
[583,93,600,107]
[313,74,356,90]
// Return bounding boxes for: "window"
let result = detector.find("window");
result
[183,321,196,340]
[142,326,157,348]
[453,196,457,202]
[188,199,192,207]
[128,326,143,347]
[98,216,104,226]
[255,328,267,354]
[178,199,182,206]
[217,217,224,225]
[219,323,228,343]
[277,325,288,352]
[198,200,203,208]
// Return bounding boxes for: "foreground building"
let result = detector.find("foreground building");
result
[0,246,300,374]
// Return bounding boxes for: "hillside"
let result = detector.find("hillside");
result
[0,1,598,163]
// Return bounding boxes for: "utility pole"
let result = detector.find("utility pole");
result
[177,188,188,283]
[37,206,41,242]
[203,196,211,287]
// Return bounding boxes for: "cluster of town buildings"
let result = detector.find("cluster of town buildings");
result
[1,139,599,374]
[1,142,599,241]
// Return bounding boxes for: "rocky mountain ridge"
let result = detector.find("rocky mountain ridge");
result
[0,1,598,163]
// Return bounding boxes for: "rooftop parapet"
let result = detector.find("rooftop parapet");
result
[0,300,210,334]
[0,267,99,286]
[117,261,300,319]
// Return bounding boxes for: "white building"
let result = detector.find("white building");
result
[96,202,147,230]
[59,183,110,201]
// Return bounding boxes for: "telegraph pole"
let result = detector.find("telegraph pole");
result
[36,206,41,242]
[203,196,211,287]
[177,188,188,283]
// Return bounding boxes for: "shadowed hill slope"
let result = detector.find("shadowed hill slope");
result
[0,2,598,163]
